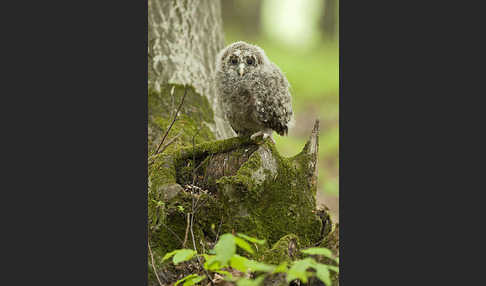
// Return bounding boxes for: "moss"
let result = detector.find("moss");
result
[148,84,216,154]
[148,120,330,271]
[216,141,323,250]
[260,234,301,265]
[148,83,220,243]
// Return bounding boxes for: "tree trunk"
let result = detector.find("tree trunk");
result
[148,1,338,285]
[148,0,234,142]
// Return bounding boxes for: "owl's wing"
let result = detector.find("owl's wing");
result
[251,63,293,136]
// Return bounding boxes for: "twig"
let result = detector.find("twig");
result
[182,213,190,248]
[148,131,182,167]
[151,86,187,158]
[190,207,214,286]
[148,239,165,286]
[192,198,208,215]
[159,131,182,154]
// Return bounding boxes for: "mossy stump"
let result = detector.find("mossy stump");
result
[147,86,337,285]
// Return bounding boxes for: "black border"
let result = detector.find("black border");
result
[3,1,148,285]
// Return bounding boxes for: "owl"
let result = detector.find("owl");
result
[215,41,293,142]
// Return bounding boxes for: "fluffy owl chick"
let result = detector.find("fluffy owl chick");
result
[215,41,293,143]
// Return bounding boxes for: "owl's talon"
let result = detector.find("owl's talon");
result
[250,131,276,144]
[250,131,263,141]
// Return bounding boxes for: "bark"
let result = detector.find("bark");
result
[147,1,338,285]
[148,0,234,140]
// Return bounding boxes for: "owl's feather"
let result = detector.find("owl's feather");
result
[215,41,293,138]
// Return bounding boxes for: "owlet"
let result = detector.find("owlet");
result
[215,41,293,142]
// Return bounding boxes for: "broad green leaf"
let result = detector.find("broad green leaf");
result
[183,275,204,286]
[162,250,178,262]
[301,247,334,259]
[203,255,221,271]
[235,237,255,254]
[273,262,288,273]
[215,270,232,276]
[328,265,339,273]
[174,274,201,286]
[202,254,213,261]
[236,233,266,245]
[313,264,331,286]
[230,254,249,272]
[286,258,315,283]
[173,249,197,265]
[245,260,275,273]
[236,275,265,286]
[213,234,236,265]
[215,270,235,281]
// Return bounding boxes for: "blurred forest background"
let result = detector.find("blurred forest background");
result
[222,0,339,220]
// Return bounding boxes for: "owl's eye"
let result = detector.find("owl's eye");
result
[246,58,254,65]
[230,58,238,65]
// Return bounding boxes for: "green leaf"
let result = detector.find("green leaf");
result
[230,254,249,272]
[236,275,265,286]
[236,233,266,245]
[301,247,334,259]
[286,258,315,283]
[213,234,236,266]
[173,249,197,265]
[313,264,331,286]
[234,237,255,254]
[203,254,221,271]
[183,275,204,286]
[202,254,213,261]
[229,255,275,273]
[328,265,339,273]
[215,270,235,281]
[174,274,204,286]
[162,250,178,262]
[245,260,275,273]
[273,262,288,273]
[214,270,232,276]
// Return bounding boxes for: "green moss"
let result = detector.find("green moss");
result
[261,234,301,265]
[148,84,216,154]
[216,141,323,249]
[148,83,220,242]
[148,120,329,270]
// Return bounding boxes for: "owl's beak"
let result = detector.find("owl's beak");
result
[238,63,245,76]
